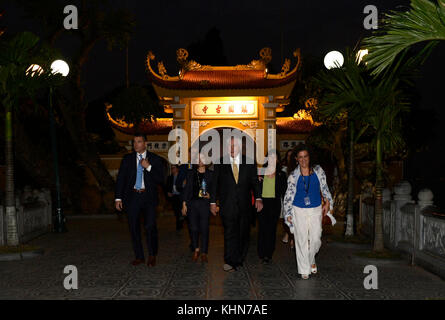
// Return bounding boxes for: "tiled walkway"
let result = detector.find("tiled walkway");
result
[1,215,444,300]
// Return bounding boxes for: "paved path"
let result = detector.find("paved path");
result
[1,215,444,300]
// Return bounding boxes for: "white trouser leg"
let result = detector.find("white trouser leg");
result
[308,206,322,267]
[292,206,310,275]
[292,205,322,275]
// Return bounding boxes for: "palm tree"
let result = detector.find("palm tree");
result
[314,49,410,251]
[363,0,445,75]
[0,32,60,245]
[360,73,409,251]
[314,49,370,236]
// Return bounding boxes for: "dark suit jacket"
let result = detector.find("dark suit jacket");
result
[258,169,288,200]
[181,168,213,205]
[210,156,260,215]
[115,151,164,207]
[175,164,191,191]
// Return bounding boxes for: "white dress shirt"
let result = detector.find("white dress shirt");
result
[134,151,152,190]
[230,153,241,172]
[115,151,152,202]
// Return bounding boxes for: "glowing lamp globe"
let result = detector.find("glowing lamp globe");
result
[324,51,344,69]
[51,60,70,77]
[26,64,44,77]
[356,49,368,64]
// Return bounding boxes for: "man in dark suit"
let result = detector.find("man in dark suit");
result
[210,136,263,272]
[115,133,164,267]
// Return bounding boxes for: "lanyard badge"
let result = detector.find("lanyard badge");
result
[301,170,311,206]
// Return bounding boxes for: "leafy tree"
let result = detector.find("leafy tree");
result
[12,0,136,211]
[110,85,161,128]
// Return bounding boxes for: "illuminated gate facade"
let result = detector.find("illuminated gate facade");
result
[105,47,319,175]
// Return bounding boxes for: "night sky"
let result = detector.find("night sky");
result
[5,0,431,102]
[3,0,444,201]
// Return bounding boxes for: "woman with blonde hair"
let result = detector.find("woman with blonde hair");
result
[283,144,333,279]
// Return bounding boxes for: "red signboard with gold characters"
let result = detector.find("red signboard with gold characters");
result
[191,100,258,119]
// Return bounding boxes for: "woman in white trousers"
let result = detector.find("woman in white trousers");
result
[283,144,333,279]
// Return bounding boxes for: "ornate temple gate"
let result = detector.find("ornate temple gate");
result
[103,47,319,215]
[146,47,301,161]
[105,47,319,176]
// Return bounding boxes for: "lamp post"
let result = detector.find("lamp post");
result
[48,60,69,232]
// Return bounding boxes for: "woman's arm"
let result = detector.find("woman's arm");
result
[316,166,334,213]
[181,170,194,203]
[283,172,296,226]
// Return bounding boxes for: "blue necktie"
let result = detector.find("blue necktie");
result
[135,154,143,190]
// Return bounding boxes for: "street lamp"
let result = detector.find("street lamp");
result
[324,51,344,69]
[51,60,70,77]
[26,64,44,77]
[28,60,69,233]
[356,49,368,65]
[49,59,69,233]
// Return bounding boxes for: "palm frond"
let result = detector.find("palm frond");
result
[363,0,445,75]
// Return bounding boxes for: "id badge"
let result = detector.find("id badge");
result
[304,196,311,206]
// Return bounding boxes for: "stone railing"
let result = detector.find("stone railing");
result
[359,181,445,279]
[0,187,52,245]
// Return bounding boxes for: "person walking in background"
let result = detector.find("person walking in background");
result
[166,164,184,231]
[280,149,294,249]
[115,133,164,267]
[257,152,287,264]
[181,153,214,263]
[283,144,333,279]
[177,161,194,251]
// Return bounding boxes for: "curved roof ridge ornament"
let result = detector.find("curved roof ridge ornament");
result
[290,48,302,75]
[234,47,272,70]
[176,48,203,75]
[267,48,301,80]
[146,50,179,81]
[259,47,272,65]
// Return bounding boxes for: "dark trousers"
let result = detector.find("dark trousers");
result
[221,202,251,267]
[170,194,183,230]
[257,197,281,259]
[189,199,210,253]
[126,193,158,259]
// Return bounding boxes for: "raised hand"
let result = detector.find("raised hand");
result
[210,203,217,216]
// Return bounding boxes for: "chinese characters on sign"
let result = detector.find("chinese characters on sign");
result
[192,101,258,119]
